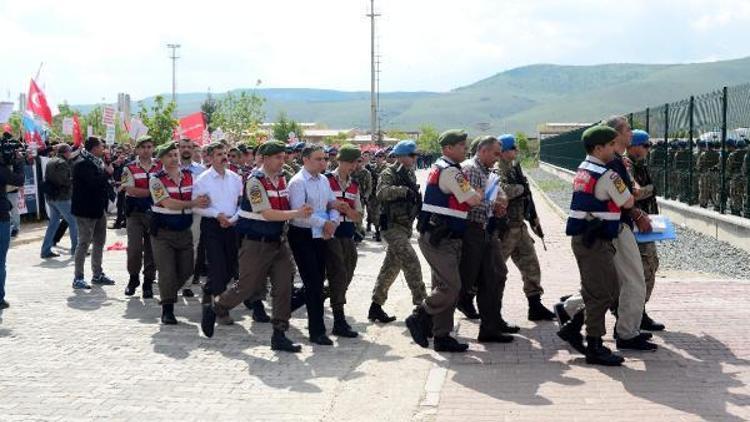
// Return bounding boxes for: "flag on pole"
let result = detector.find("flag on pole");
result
[72,114,82,147]
[22,111,45,149]
[178,112,206,142]
[27,79,52,125]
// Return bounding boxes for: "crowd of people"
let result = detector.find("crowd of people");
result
[0,117,668,365]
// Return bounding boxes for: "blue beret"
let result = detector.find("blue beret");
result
[392,140,417,156]
[631,129,650,147]
[498,134,516,151]
[293,142,306,152]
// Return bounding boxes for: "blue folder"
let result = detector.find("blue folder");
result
[634,218,677,243]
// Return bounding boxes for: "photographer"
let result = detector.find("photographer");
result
[40,144,78,259]
[0,131,27,309]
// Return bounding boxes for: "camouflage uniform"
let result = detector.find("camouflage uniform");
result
[697,145,719,208]
[371,163,426,306]
[365,162,386,231]
[282,160,301,182]
[727,143,746,215]
[690,143,704,204]
[649,141,667,194]
[666,142,679,199]
[673,143,691,202]
[631,156,660,301]
[494,159,544,298]
[351,166,372,238]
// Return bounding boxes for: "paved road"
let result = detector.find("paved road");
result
[0,170,748,421]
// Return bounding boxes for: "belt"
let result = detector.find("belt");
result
[242,233,281,243]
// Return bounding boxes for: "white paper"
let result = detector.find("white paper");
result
[0,101,13,124]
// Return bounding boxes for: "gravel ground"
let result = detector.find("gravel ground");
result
[527,166,750,280]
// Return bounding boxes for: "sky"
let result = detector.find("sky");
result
[3,0,750,107]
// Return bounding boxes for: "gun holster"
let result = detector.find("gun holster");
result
[582,218,605,249]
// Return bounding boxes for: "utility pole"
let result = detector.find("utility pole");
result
[367,0,380,146]
[167,43,181,106]
[376,54,382,143]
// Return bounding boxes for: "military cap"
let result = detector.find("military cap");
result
[737,139,747,148]
[582,125,618,148]
[498,134,516,151]
[285,144,294,154]
[438,129,468,147]
[155,141,178,158]
[337,144,361,162]
[392,140,417,156]
[257,141,287,157]
[630,129,650,147]
[237,144,248,154]
[293,142,306,152]
[135,135,154,147]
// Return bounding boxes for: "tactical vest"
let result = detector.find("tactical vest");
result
[607,156,634,229]
[126,160,162,212]
[565,160,621,239]
[419,157,470,235]
[151,170,193,231]
[236,172,289,239]
[326,172,359,238]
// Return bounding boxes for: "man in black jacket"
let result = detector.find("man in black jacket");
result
[41,144,78,258]
[71,137,116,289]
[0,132,26,308]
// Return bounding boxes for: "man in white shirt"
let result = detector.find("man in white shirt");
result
[179,138,207,297]
[193,142,242,311]
[287,144,340,346]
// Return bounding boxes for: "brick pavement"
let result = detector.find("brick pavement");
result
[0,170,748,421]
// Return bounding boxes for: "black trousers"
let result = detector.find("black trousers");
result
[201,218,238,296]
[459,223,504,333]
[114,191,126,226]
[288,225,327,337]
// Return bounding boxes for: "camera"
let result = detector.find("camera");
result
[0,133,26,166]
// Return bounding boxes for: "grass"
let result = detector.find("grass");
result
[535,178,569,193]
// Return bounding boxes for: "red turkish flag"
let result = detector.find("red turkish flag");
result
[27,79,53,125]
[179,112,206,142]
[72,114,82,147]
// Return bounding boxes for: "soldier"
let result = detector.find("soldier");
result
[459,136,514,344]
[698,139,720,208]
[282,142,303,181]
[691,140,707,204]
[649,139,666,195]
[149,142,209,324]
[627,130,666,332]
[324,145,364,338]
[369,140,427,323]
[201,141,312,352]
[716,139,738,211]
[728,138,747,215]
[405,130,482,352]
[123,135,161,298]
[565,126,633,366]
[366,149,387,241]
[326,146,339,172]
[673,140,691,202]
[350,155,372,243]
[493,134,556,321]
[665,139,679,199]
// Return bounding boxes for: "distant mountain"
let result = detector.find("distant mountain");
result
[71,56,750,135]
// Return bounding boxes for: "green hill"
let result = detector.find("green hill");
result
[72,56,750,135]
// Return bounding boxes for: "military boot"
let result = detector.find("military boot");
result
[161,303,178,325]
[142,279,154,299]
[271,329,302,353]
[332,308,358,338]
[124,275,140,296]
[640,311,665,331]
[433,335,469,353]
[244,300,271,323]
[585,336,624,366]
[456,295,480,320]
[527,294,556,321]
[405,306,430,348]
[557,311,586,354]
[499,316,520,334]
[368,302,396,323]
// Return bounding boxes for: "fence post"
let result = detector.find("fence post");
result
[719,86,728,214]
[645,108,650,133]
[628,113,634,128]
[688,96,695,204]
[663,104,669,197]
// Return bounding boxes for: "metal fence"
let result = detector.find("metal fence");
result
[540,83,750,217]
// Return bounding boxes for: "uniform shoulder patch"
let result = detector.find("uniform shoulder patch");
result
[249,183,263,205]
[455,172,471,193]
[611,174,627,194]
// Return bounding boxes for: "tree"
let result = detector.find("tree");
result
[212,91,265,142]
[416,124,440,154]
[325,131,349,146]
[7,112,22,139]
[386,130,409,140]
[201,92,217,133]
[272,111,304,142]
[515,131,529,154]
[138,95,178,145]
